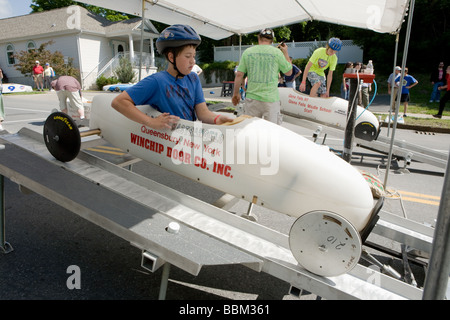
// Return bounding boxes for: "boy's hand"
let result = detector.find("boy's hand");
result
[152,113,179,130]
[215,115,234,125]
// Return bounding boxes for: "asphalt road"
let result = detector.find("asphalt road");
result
[0,90,449,301]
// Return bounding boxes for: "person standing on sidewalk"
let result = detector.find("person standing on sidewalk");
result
[387,66,401,112]
[395,67,418,117]
[433,65,450,118]
[232,28,292,125]
[429,61,445,103]
[32,61,44,91]
[44,63,55,90]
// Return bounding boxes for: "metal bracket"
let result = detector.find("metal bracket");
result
[141,250,166,273]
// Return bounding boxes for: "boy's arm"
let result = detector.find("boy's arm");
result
[299,61,312,92]
[195,102,233,125]
[325,70,333,98]
[111,91,179,130]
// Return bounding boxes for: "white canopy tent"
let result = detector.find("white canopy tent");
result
[76,0,449,300]
[77,0,408,39]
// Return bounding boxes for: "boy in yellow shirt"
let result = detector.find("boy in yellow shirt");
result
[299,38,342,98]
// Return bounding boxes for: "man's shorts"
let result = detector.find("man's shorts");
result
[244,98,282,125]
[33,73,43,81]
[400,93,410,103]
[307,72,327,94]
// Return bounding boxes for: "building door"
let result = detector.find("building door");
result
[112,41,126,56]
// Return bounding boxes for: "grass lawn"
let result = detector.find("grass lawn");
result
[364,72,450,129]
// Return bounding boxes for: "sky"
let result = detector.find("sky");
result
[0,0,33,19]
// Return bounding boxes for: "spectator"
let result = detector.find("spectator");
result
[430,61,445,103]
[282,56,301,89]
[341,61,353,100]
[360,64,372,108]
[433,65,450,118]
[394,67,418,117]
[32,61,44,91]
[387,66,402,112]
[44,63,55,91]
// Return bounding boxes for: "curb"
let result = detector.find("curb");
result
[380,122,450,134]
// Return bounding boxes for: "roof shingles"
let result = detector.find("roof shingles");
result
[0,5,144,42]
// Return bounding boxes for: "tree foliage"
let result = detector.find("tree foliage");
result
[29,0,450,74]
[14,41,80,79]
[30,0,132,21]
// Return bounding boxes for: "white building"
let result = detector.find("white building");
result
[0,5,160,89]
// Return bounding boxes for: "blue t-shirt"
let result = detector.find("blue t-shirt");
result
[126,71,205,121]
[284,64,300,82]
[395,74,417,94]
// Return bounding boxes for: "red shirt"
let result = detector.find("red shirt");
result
[33,65,44,75]
[446,73,450,91]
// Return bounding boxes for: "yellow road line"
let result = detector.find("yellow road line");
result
[386,190,441,206]
[398,190,440,200]
[400,196,440,206]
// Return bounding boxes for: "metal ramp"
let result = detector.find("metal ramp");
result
[282,114,449,169]
[0,128,425,300]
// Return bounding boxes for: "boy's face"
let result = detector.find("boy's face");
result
[326,47,337,56]
[173,45,196,75]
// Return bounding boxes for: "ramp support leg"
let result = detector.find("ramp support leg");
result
[242,196,258,222]
[0,175,13,254]
[158,263,171,300]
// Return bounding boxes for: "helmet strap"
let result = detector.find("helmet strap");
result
[168,52,186,79]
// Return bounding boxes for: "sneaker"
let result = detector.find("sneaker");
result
[437,100,440,103]
[403,114,407,117]
[429,100,434,103]
[433,114,442,119]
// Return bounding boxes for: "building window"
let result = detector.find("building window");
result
[6,44,15,65]
[27,41,36,53]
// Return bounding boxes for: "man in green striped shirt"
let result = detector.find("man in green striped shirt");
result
[232,28,292,124]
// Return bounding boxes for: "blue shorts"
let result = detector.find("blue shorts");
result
[307,72,326,94]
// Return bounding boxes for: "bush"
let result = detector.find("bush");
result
[201,60,238,84]
[114,57,136,83]
[96,75,118,90]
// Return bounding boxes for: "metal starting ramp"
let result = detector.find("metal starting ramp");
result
[0,128,426,300]
[282,113,448,170]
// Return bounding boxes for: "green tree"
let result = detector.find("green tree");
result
[30,0,132,21]
[14,41,80,79]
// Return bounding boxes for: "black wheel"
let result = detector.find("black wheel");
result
[43,112,81,162]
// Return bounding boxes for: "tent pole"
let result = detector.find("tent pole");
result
[139,0,146,81]
[387,33,400,137]
[422,148,450,299]
[239,34,242,62]
[383,0,415,190]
